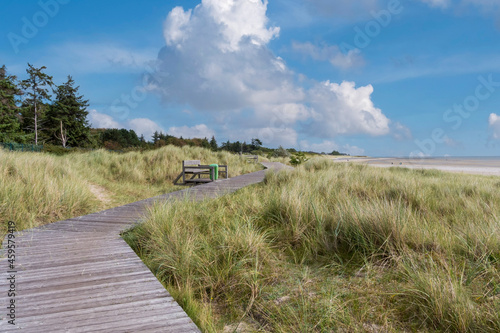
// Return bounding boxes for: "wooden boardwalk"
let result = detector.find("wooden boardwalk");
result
[0,162,290,332]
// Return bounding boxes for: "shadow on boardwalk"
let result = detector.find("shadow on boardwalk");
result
[0,162,291,332]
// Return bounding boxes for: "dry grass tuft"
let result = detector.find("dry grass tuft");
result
[125,158,500,332]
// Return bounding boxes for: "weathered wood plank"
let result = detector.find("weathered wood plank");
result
[0,162,291,331]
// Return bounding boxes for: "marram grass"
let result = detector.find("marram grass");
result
[125,159,500,332]
[0,145,263,238]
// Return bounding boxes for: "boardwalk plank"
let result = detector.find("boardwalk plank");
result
[0,162,291,331]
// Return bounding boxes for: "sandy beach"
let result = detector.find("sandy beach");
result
[332,157,500,176]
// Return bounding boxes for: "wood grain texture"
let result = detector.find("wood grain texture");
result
[1,162,291,332]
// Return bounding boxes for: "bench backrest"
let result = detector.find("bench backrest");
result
[183,160,201,167]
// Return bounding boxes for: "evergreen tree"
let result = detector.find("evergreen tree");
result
[152,131,159,144]
[20,63,53,145]
[251,138,262,150]
[46,76,91,147]
[201,137,210,149]
[209,135,217,151]
[0,65,25,142]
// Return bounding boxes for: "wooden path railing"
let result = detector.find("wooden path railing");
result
[0,162,291,332]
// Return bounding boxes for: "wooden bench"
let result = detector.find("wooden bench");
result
[244,155,259,163]
[173,160,228,185]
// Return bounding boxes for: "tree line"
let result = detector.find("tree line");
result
[0,64,272,154]
[1,64,349,156]
[1,63,93,147]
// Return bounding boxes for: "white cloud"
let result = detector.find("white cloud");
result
[165,0,279,52]
[164,7,192,47]
[299,140,365,155]
[443,136,462,148]
[149,0,395,148]
[292,41,364,69]
[152,0,299,112]
[343,144,365,156]
[300,140,338,153]
[489,113,500,139]
[464,0,499,7]
[223,126,298,148]
[89,110,164,140]
[308,81,391,137]
[255,103,311,126]
[168,124,215,139]
[47,42,156,74]
[152,0,309,134]
[419,0,500,12]
[128,118,164,141]
[370,53,500,84]
[89,109,120,128]
[392,122,412,141]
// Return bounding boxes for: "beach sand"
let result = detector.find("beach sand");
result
[332,157,500,176]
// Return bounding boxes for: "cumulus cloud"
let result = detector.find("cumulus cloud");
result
[128,118,164,140]
[152,0,299,113]
[89,110,165,140]
[167,124,215,139]
[165,0,279,52]
[489,113,500,139]
[308,81,391,137]
[89,109,120,128]
[149,0,397,147]
[292,41,365,69]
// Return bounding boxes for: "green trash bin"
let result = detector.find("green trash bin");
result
[209,164,219,181]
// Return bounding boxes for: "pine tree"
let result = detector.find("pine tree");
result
[0,65,24,142]
[251,138,262,150]
[201,137,210,149]
[152,131,159,144]
[209,135,217,151]
[46,75,91,147]
[20,63,53,145]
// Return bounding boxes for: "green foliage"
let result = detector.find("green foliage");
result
[127,160,500,332]
[42,143,73,155]
[46,76,91,147]
[209,135,217,151]
[20,63,54,145]
[0,145,263,239]
[331,150,348,156]
[99,128,141,149]
[272,145,290,157]
[1,142,43,152]
[289,151,309,166]
[0,66,25,142]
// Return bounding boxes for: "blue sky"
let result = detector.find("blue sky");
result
[2,0,500,157]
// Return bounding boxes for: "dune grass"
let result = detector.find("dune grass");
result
[0,145,263,238]
[125,159,500,332]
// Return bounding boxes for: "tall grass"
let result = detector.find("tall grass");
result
[0,145,262,238]
[126,159,500,332]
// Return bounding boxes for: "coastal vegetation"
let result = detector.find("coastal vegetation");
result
[0,145,262,238]
[125,159,500,332]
